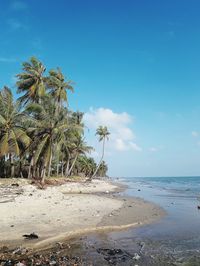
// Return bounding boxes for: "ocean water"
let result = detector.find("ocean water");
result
[107,176,200,264]
[118,176,200,239]
[69,177,200,265]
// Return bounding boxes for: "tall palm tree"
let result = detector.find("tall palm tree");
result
[92,126,110,178]
[16,57,46,105]
[0,87,31,177]
[26,98,69,182]
[46,68,74,114]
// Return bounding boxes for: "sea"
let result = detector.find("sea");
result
[70,176,200,265]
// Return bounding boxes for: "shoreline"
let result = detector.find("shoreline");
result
[0,178,165,251]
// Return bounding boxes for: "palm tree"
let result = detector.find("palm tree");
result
[92,126,110,178]
[16,57,46,105]
[96,160,108,177]
[87,157,97,177]
[0,58,110,181]
[53,109,84,177]
[80,156,97,177]
[0,87,31,177]
[71,111,84,126]
[46,68,74,114]
[67,135,93,177]
[25,97,69,182]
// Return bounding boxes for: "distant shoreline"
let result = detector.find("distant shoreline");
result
[0,178,165,251]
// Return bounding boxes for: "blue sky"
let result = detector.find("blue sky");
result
[1,0,200,177]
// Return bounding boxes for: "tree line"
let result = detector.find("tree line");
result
[0,57,110,182]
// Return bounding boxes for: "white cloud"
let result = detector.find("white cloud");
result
[84,107,132,129]
[130,142,142,152]
[192,131,198,137]
[115,139,129,151]
[116,127,135,140]
[84,107,142,153]
[114,139,142,152]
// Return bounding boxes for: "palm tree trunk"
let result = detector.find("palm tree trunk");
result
[2,156,6,178]
[55,144,60,176]
[33,166,36,178]
[61,157,64,177]
[28,156,34,179]
[41,162,47,184]
[67,154,78,177]
[55,99,60,116]
[64,149,70,177]
[37,167,40,179]
[65,159,70,176]
[10,154,15,178]
[28,164,31,179]
[48,148,53,178]
[19,156,24,178]
[92,138,105,179]
[56,163,59,176]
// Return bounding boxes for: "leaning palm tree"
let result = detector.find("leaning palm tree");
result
[16,57,46,105]
[0,87,31,177]
[92,126,110,178]
[46,68,74,114]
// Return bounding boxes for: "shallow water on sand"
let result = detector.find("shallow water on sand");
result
[72,176,200,265]
[121,176,200,240]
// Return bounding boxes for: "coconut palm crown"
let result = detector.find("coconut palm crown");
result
[46,68,74,112]
[16,57,46,105]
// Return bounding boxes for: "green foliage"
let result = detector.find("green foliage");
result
[0,57,109,181]
[16,57,46,105]
[96,126,110,142]
[0,87,30,157]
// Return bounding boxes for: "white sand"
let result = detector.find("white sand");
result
[0,179,164,248]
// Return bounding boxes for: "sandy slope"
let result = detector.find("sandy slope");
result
[0,179,164,248]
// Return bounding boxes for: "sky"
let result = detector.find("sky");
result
[0,0,200,177]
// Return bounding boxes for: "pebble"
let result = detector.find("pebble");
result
[50,260,57,265]
[133,253,141,260]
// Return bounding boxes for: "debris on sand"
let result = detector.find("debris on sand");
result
[22,233,39,240]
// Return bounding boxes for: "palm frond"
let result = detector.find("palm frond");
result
[34,134,49,163]
[8,130,20,156]
[0,133,9,157]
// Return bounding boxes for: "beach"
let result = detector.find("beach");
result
[1,177,200,265]
[0,178,164,252]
